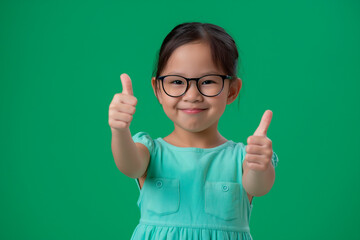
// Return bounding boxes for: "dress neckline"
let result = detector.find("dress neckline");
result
[157,138,234,152]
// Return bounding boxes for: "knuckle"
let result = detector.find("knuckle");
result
[132,96,138,105]
[109,105,118,113]
[246,145,252,153]
[127,105,135,115]
[266,149,273,156]
[114,93,122,101]
[109,100,117,109]
[128,114,133,122]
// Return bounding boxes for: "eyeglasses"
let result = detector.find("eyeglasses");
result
[157,74,233,97]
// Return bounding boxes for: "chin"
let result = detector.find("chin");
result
[177,121,213,133]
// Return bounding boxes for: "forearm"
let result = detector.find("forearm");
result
[111,128,142,178]
[242,163,275,197]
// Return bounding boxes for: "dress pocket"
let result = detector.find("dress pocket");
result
[204,181,241,221]
[145,177,180,215]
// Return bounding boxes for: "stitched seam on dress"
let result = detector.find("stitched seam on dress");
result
[139,219,250,232]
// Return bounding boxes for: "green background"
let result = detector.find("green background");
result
[1,0,359,239]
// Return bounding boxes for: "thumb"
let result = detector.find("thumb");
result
[120,73,134,95]
[253,110,273,136]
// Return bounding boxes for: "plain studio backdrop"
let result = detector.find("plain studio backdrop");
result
[1,0,359,239]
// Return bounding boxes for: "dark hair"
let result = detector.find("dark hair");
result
[152,22,241,106]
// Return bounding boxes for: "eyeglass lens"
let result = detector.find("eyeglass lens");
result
[162,75,223,97]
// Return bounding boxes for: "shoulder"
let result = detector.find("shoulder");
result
[225,141,247,169]
[229,141,246,156]
[132,131,156,154]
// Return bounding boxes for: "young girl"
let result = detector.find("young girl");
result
[109,22,279,240]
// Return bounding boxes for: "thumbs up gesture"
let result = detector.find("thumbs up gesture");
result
[108,73,138,132]
[244,110,274,172]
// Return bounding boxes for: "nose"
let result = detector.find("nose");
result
[182,80,203,102]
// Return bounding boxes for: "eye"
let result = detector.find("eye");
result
[201,80,216,85]
[170,80,185,85]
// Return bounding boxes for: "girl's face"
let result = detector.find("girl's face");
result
[151,41,242,133]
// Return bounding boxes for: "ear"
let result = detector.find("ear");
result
[151,77,163,104]
[226,78,242,105]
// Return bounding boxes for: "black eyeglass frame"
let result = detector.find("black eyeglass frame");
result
[157,74,233,97]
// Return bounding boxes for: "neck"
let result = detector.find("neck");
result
[163,121,228,148]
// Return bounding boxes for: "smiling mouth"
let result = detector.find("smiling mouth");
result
[180,108,207,114]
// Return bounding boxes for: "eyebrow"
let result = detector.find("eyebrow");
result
[167,71,221,76]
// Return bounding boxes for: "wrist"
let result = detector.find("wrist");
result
[111,127,130,136]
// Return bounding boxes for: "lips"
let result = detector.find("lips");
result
[179,108,207,114]
[180,108,206,110]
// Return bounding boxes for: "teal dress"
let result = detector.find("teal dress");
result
[130,132,279,240]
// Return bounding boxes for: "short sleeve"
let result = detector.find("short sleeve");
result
[132,131,155,155]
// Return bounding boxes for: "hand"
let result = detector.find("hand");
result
[108,73,138,132]
[244,110,274,172]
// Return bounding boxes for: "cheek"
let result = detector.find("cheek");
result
[161,97,178,111]
[161,101,179,122]
[212,92,229,108]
